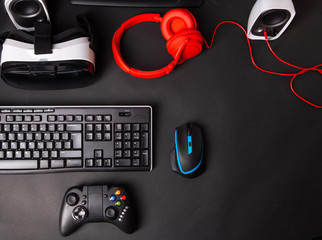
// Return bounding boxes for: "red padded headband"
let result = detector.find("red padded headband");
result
[112,13,191,79]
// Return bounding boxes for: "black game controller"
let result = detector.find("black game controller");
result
[59,185,136,236]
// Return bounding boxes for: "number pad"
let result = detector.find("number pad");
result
[113,123,150,167]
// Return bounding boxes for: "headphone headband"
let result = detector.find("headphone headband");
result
[112,13,187,79]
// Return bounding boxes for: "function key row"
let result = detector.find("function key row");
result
[0,108,54,114]
[85,115,112,122]
[47,115,83,122]
[114,123,149,132]
[5,115,42,122]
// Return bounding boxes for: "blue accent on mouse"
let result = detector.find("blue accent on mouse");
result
[175,130,203,175]
[188,136,192,155]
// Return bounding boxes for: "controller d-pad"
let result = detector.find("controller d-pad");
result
[105,206,118,220]
[72,206,88,220]
[66,193,79,206]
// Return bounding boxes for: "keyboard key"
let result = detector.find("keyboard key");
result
[85,115,94,121]
[48,124,56,132]
[95,115,103,121]
[15,115,23,122]
[57,115,65,121]
[57,124,65,131]
[86,133,94,141]
[95,159,102,167]
[0,133,6,141]
[75,115,83,122]
[4,124,11,132]
[124,124,131,131]
[115,159,131,167]
[94,124,102,132]
[71,133,82,149]
[86,124,93,131]
[66,159,82,168]
[24,151,31,159]
[104,124,111,131]
[34,115,42,122]
[6,151,13,159]
[51,150,58,158]
[66,124,82,132]
[95,133,102,141]
[94,150,103,158]
[142,150,149,166]
[85,158,94,167]
[142,132,149,148]
[141,123,149,131]
[124,150,131,158]
[132,132,140,140]
[103,115,111,121]
[51,160,64,168]
[66,116,74,122]
[115,124,122,131]
[104,133,111,141]
[0,160,38,169]
[133,159,140,166]
[33,151,40,158]
[103,158,112,167]
[40,160,49,169]
[64,141,72,150]
[48,115,56,122]
[115,150,122,158]
[6,115,14,122]
[115,141,122,149]
[24,115,32,122]
[132,150,140,158]
[60,151,82,158]
[12,125,20,132]
[132,124,140,131]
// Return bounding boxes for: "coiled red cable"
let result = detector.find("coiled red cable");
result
[202,21,322,108]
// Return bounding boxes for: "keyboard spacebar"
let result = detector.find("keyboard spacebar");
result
[0,160,38,169]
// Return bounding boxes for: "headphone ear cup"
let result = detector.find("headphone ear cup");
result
[161,9,198,41]
[166,29,203,63]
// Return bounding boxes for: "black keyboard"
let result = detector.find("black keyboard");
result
[0,106,152,174]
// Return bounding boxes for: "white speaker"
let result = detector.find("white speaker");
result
[4,0,50,31]
[247,0,296,40]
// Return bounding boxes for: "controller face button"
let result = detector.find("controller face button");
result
[116,201,122,207]
[109,195,116,201]
[72,206,88,220]
[105,206,118,220]
[66,193,79,206]
[115,190,121,196]
[121,195,127,201]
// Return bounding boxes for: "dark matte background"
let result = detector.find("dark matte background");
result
[0,0,322,239]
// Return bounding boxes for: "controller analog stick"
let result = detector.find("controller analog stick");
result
[72,206,88,220]
[13,1,40,16]
[105,206,118,220]
[66,193,79,206]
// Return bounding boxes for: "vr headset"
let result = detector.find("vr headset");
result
[0,0,95,90]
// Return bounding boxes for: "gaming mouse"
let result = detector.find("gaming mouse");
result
[170,123,204,178]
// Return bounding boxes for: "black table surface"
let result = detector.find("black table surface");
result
[0,0,322,239]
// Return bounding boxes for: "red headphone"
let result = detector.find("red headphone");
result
[112,9,204,79]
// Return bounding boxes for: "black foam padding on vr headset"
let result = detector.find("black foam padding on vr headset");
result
[0,15,93,49]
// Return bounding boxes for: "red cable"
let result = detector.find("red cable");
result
[203,21,322,108]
